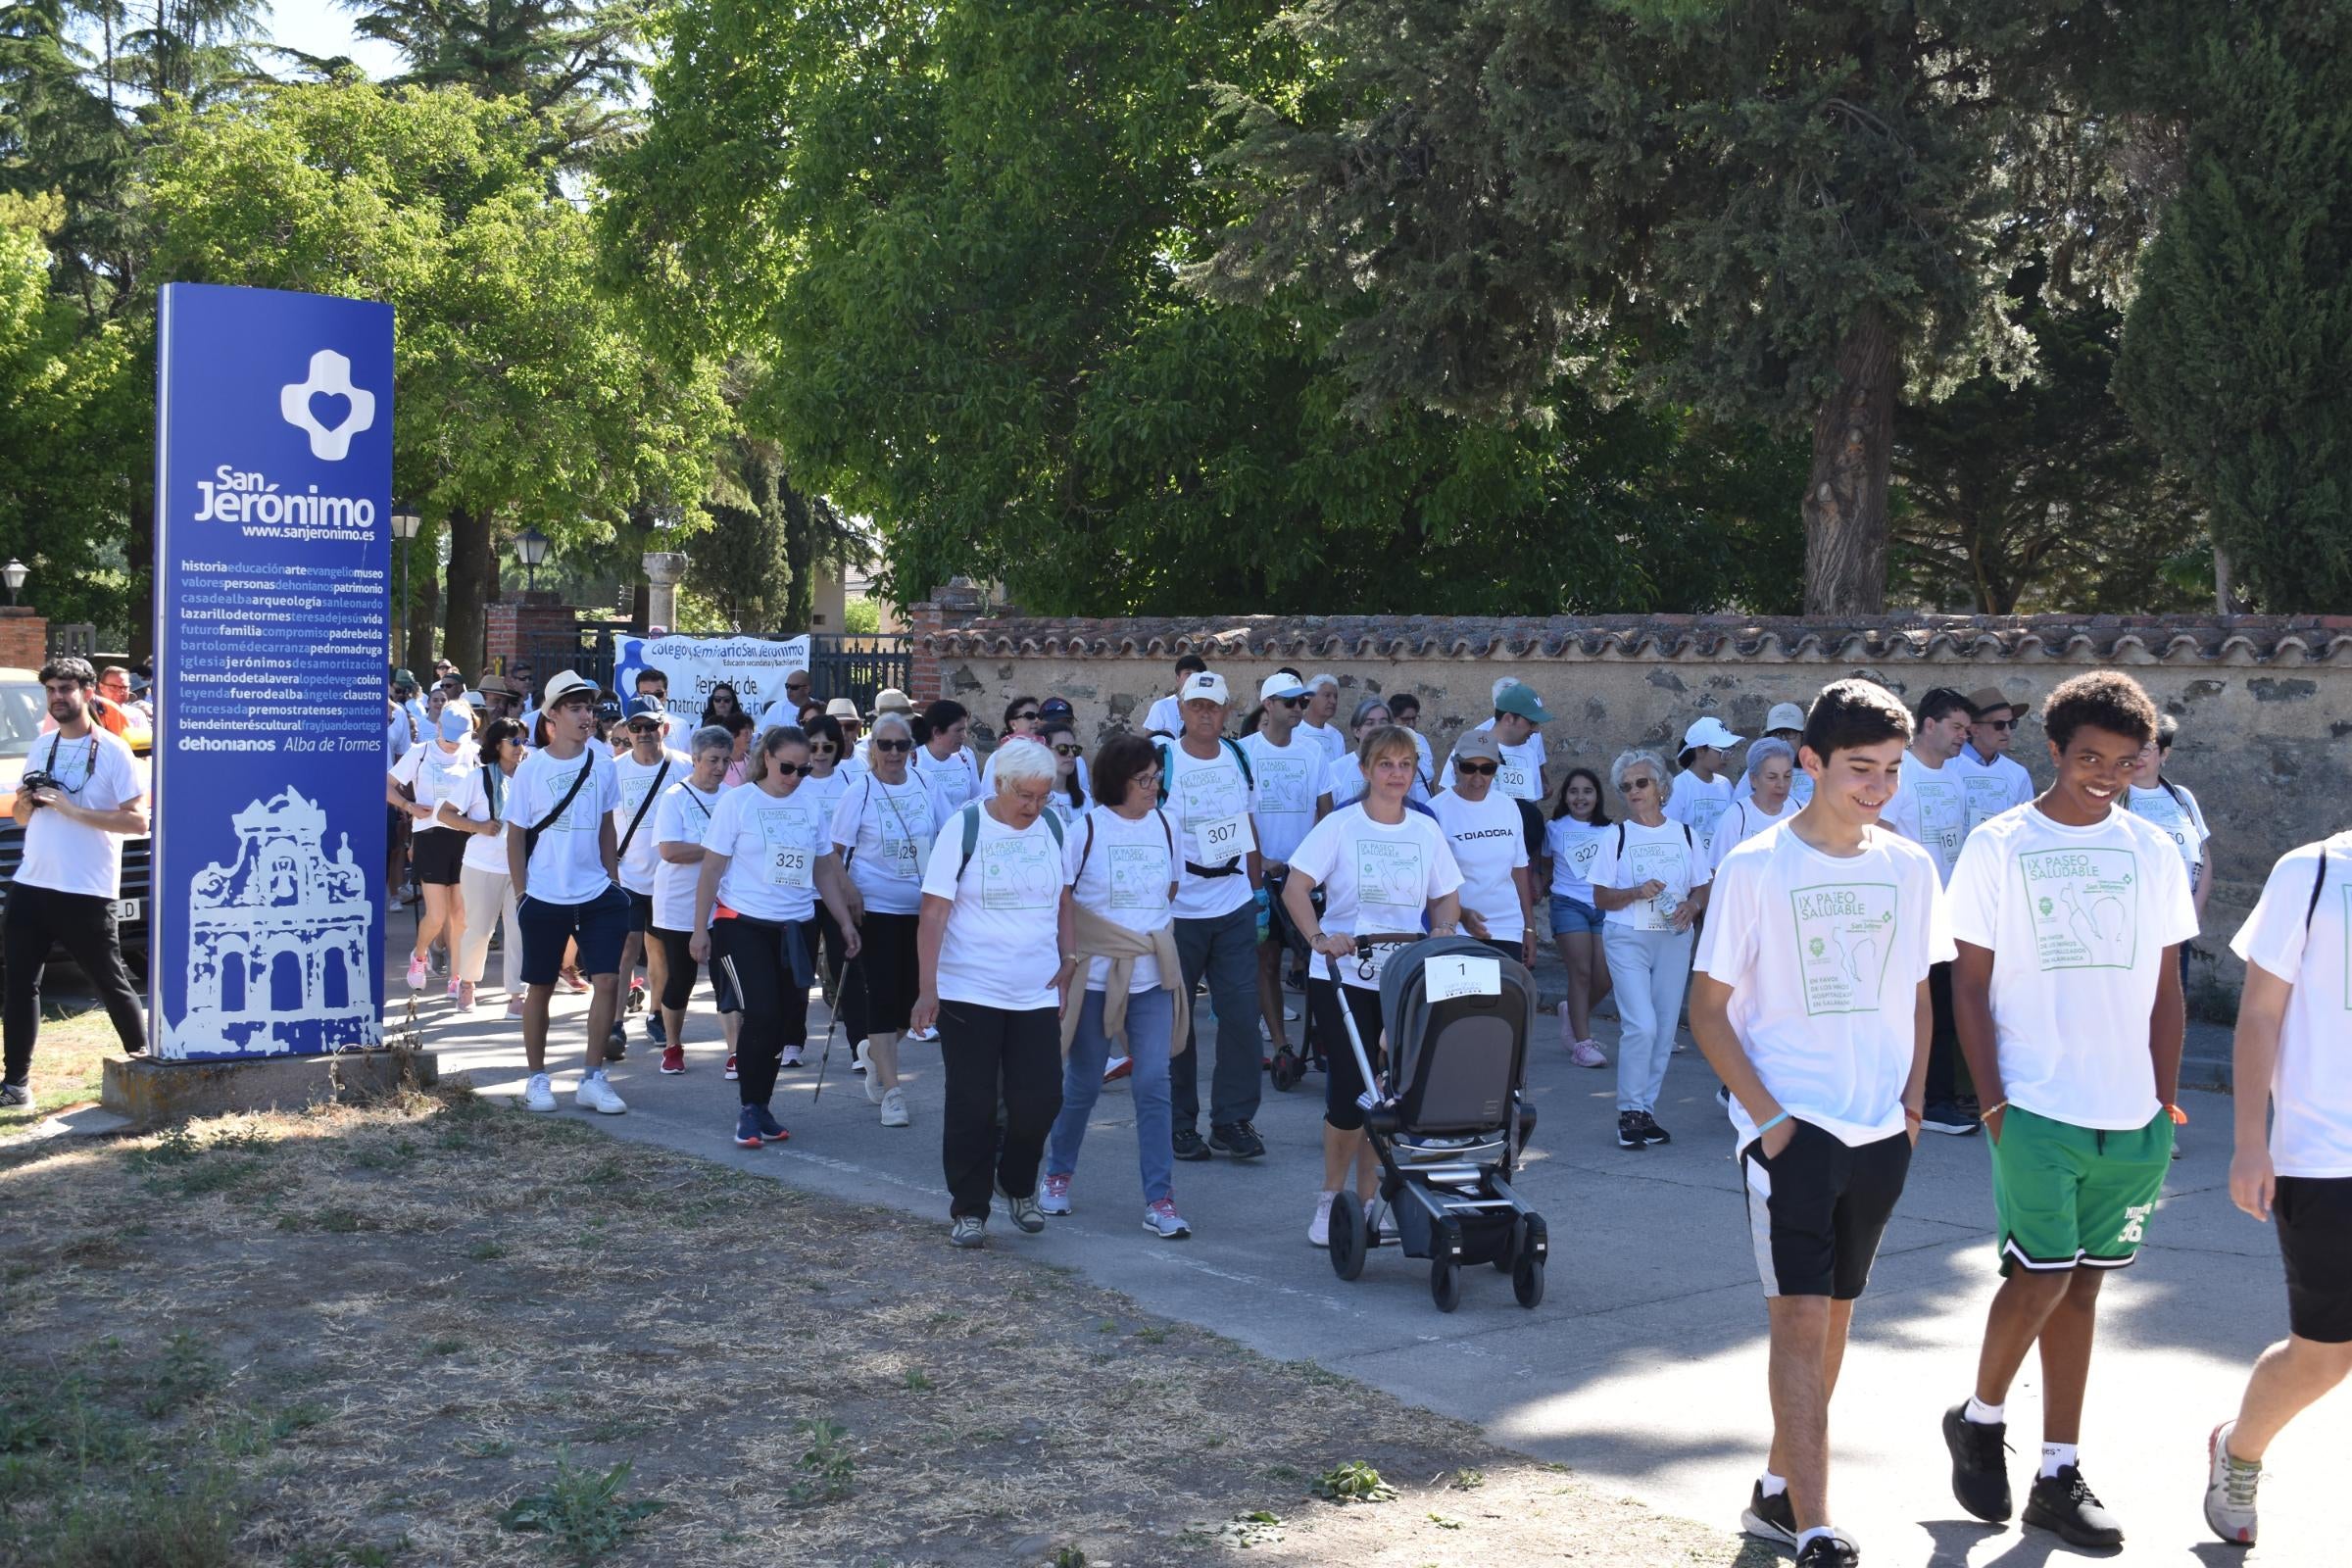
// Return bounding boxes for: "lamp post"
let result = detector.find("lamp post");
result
[389,502,422,663]
[0,559,25,608]
[515,527,549,594]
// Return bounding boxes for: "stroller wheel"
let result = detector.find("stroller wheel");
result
[1430,1258,1462,1313]
[1270,1047,1301,1092]
[1512,1253,1545,1309]
[1328,1196,1366,1282]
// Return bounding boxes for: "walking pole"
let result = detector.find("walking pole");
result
[810,953,858,1104]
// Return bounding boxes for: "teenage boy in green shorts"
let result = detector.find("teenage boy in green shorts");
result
[1692,679,1949,1568]
[1939,670,2196,1549]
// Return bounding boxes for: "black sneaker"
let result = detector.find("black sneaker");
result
[1639,1110,1671,1146]
[1172,1126,1211,1162]
[1941,1402,2013,1523]
[1740,1480,1796,1546]
[1617,1111,1646,1150]
[646,1010,666,1046]
[1794,1531,1859,1567]
[605,1021,628,1061]
[1208,1121,1266,1159]
[1921,1100,1982,1136]
[2023,1464,2123,1548]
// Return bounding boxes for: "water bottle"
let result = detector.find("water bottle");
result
[1253,885,1271,942]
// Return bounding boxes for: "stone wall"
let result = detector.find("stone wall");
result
[911,612,2352,1010]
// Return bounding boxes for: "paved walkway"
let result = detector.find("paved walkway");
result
[409,949,2336,1565]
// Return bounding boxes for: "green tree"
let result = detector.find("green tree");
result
[146,79,725,673]
[601,0,1806,618]
[1198,0,2144,614]
[2114,7,2352,612]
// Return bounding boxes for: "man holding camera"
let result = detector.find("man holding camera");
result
[2,658,150,1104]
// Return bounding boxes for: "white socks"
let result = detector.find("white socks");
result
[1795,1527,1838,1552]
[1964,1395,2005,1425]
[1758,1470,1788,1498]
[2039,1441,2078,1478]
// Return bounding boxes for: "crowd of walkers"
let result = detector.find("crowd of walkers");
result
[375,655,2343,1565]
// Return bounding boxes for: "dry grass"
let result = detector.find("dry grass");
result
[0,1004,122,1134]
[0,1088,1765,1567]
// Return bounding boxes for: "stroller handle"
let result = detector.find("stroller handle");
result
[1319,947,1388,1114]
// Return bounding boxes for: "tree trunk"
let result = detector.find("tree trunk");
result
[1801,312,1897,615]
[125,484,154,664]
[2213,542,2235,614]
[443,507,493,678]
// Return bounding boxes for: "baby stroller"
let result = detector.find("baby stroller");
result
[1323,935,1547,1312]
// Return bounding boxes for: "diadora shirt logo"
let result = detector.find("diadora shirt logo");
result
[278,348,377,461]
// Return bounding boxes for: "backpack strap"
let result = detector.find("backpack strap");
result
[1075,813,1099,883]
[1221,735,1253,789]
[524,754,598,859]
[2306,846,2329,932]
[614,756,670,863]
[2160,775,2187,809]
[956,799,1065,883]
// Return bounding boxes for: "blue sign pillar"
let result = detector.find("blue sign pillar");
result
[151,284,394,1058]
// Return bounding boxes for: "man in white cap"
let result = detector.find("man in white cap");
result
[1737,703,1815,808]
[1956,685,2034,830]
[1442,680,1553,803]
[1156,669,1269,1162]
[1666,716,1743,860]
[1144,655,1206,738]
[611,694,688,1054]
[1297,672,1347,766]
[1239,672,1332,1057]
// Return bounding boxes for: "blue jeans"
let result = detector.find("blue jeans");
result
[1047,988,1175,1204]
[1170,901,1262,1130]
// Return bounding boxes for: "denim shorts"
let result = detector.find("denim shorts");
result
[1549,893,1601,936]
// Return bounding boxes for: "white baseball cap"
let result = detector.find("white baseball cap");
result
[1763,703,1807,735]
[1681,715,1744,754]
[1180,670,1231,707]
[1258,673,1310,703]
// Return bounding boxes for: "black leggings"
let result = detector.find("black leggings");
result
[711,917,810,1104]
[855,912,919,1036]
[938,1000,1062,1219]
[804,903,866,1043]
[1306,976,1386,1132]
[656,926,741,1014]
[3,883,145,1081]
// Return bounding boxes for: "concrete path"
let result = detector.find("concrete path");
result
[407,950,2339,1565]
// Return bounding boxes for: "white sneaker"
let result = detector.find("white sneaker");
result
[2205,1419,2260,1545]
[1307,1190,1336,1248]
[575,1070,628,1115]
[1283,1004,1298,1023]
[907,1024,939,1043]
[879,1087,910,1128]
[521,1073,557,1112]
[864,1056,888,1105]
[780,1045,804,1068]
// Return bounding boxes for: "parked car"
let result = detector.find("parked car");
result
[0,667,152,965]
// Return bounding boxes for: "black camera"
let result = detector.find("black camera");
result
[18,770,55,805]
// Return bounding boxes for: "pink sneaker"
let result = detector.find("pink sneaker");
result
[1568,1038,1608,1068]
[407,954,429,990]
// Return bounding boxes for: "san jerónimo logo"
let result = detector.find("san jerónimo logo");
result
[191,349,381,528]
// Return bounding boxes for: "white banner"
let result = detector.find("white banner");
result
[612,633,810,725]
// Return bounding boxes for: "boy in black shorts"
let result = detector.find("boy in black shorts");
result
[1690,680,1948,1568]
[2204,828,2352,1545]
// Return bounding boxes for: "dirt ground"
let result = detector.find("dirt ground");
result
[0,1007,117,1135]
[0,1086,1769,1567]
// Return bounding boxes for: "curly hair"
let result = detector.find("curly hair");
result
[2042,671,2157,751]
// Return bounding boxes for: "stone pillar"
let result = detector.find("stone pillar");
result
[0,607,48,669]
[642,552,690,635]
[482,591,580,674]
[906,578,988,703]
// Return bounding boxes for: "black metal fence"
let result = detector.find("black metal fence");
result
[507,628,909,716]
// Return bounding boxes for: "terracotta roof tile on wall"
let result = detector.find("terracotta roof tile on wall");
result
[919,613,2352,668]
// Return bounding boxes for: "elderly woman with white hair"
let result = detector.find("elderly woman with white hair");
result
[828,710,949,1129]
[913,734,1075,1250]
[1590,749,1712,1152]
[1707,737,1800,875]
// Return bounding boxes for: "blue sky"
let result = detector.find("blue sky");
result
[265,0,404,77]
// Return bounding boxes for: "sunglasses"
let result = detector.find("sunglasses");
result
[787,680,809,690]
[627,722,662,734]
[1983,718,2016,731]
[1455,760,1498,776]
[808,741,838,753]
[1012,710,1040,722]
[1053,743,1082,757]
[768,761,811,777]
[873,738,912,753]
[1623,777,1657,790]
[1273,697,1306,710]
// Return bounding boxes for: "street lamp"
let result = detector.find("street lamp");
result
[0,559,25,608]
[515,527,550,593]
[389,502,422,663]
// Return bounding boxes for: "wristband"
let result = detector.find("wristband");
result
[1980,1101,2007,1119]
[1755,1111,1789,1136]
[1902,1107,1922,1125]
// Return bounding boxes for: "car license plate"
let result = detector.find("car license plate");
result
[110,898,142,923]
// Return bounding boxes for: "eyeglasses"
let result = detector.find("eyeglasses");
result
[1455,761,1498,776]
[769,761,810,777]
[1053,743,1082,757]
[873,738,911,753]
[1623,777,1656,791]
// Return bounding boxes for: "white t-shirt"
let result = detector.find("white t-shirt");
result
[2126,781,2211,900]
[1882,751,1970,885]
[918,806,1071,1009]
[650,779,722,931]
[391,739,479,837]
[1734,766,1814,808]
[1239,730,1330,864]
[442,763,517,876]
[1428,789,1530,944]
[832,771,949,915]
[1710,795,1800,875]
[1288,804,1463,990]
[1545,816,1611,903]
[502,746,621,906]
[1143,693,1182,735]
[15,727,144,900]
[2230,833,2352,1177]
[1957,747,2035,830]
[1945,804,2199,1129]
[700,780,830,924]
[1664,770,1736,860]
[1298,718,1348,769]
[913,742,981,811]
[1156,738,1255,920]
[611,750,687,894]
[794,767,854,839]
[1591,818,1709,932]
[1066,808,1177,992]
[385,713,412,767]
[1441,725,1545,802]
[1696,823,1953,1148]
